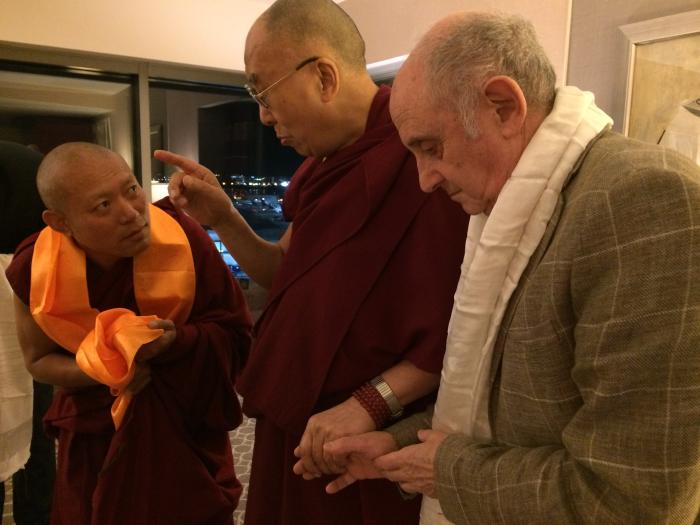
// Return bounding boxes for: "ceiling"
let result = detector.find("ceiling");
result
[0,0,574,118]
[0,0,350,74]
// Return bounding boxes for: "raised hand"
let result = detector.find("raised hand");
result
[153,150,238,228]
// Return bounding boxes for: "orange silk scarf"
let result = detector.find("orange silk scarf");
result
[29,204,195,428]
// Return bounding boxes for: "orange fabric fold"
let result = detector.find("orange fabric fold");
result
[29,205,195,428]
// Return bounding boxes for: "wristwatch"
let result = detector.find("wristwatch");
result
[370,375,404,419]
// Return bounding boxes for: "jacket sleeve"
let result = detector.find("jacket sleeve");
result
[385,405,435,448]
[433,161,700,524]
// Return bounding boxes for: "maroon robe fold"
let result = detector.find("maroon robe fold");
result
[6,198,252,525]
[237,86,469,524]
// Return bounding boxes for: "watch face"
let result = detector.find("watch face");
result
[370,376,403,417]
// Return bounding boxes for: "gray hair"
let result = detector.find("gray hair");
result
[420,12,556,137]
[262,0,366,71]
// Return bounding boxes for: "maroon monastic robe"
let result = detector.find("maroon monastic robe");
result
[6,198,252,525]
[237,86,469,524]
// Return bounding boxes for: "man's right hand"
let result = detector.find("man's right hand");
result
[317,431,399,494]
[154,150,239,229]
[136,319,176,362]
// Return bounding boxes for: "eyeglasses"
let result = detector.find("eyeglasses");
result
[244,56,320,109]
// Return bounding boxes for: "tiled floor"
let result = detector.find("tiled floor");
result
[1,413,256,525]
[232,412,255,525]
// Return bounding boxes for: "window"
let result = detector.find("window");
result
[149,80,304,283]
[0,62,137,173]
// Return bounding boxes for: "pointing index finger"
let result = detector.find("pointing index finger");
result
[154,150,206,176]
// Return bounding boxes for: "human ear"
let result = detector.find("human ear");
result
[482,76,527,138]
[42,209,71,236]
[316,59,340,102]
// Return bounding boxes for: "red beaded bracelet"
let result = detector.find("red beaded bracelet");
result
[352,382,393,429]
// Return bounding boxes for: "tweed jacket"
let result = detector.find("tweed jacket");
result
[389,131,700,524]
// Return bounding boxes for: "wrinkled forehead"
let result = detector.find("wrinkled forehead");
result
[244,21,268,73]
[245,23,291,79]
[62,155,135,199]
[244,21,321,85]
[65,152,127,179]
[390,59,428,123]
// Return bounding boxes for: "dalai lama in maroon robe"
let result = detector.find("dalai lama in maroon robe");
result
[236,84,467,525]
[153,1,469,523]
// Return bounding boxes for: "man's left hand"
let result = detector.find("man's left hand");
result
[374,429,447,498]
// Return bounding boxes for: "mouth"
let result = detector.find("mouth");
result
[123,224,148,241]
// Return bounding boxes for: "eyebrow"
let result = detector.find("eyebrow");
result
[83,190,113,207]
[406,135,435,149]
[87,176,136,201]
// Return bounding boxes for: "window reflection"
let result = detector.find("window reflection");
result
[0,68,135,167]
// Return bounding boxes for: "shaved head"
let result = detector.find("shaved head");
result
[37,142,128,212]
[259,0,366,71]
[244,0,379,158]
[37,142,149,268]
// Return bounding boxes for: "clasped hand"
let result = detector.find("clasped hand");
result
[126,319,176,395]
[292,396,376,479]
[303,428,448,498]
[136,319,176,362]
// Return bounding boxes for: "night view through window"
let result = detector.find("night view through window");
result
[210,173,292,282]
[150,91,304,284]
[199,99,304,282]
[152,171,291,282]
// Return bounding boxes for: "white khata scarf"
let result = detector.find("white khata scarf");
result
[421,86,613,524]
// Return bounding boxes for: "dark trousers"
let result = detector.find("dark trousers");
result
[1,381,55,525]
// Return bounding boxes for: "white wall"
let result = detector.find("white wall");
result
[0,0,270,72]
[5,0,694,139]
[343,0,572,87]
[567,0,699,132]
[1,0,570,83]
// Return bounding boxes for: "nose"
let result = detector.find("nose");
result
[259,105,276,127]
[416,160,443,193]
[118,197,141,224]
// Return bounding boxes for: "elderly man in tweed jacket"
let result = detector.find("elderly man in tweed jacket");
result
[320,11,700,525]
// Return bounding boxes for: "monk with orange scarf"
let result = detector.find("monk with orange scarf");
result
[5,142,252,525]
